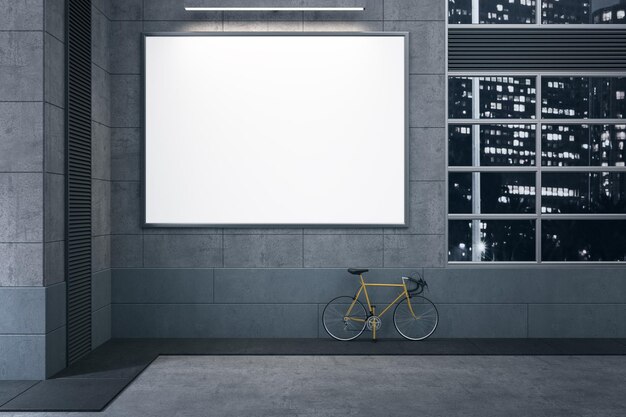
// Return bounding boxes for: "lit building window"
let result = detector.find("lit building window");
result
[448,76,626,262]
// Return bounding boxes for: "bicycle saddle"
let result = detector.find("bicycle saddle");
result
[347,268,369,275]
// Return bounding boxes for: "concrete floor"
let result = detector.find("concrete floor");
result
[3,355,626,417]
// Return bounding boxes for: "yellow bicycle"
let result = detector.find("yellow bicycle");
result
[322,269,438,341]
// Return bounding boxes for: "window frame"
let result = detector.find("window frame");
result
[448,0,626,26]
[445,71,626,264]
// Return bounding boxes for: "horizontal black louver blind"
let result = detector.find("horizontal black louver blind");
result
[448,28,626,71]
[66,0,92,365]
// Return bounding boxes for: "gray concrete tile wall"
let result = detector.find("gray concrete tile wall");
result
[44,173,64,242]
[44,33,65,108]
[110,128,140,181]
[0,173,43,243]
[302,20,382,30]
[112,303,319,338]
[92,305,111,348]
[44,240,64,286]
[45,282,66,333]
[424,268,626,304]
[90,1,113,355]
[110,181,141,234]
[410,75,445,128]
[92,122,111,181]
[111,234,142,268]
[92,179,111,236]
[93,0,111,18]
[409,128,445,181]
[143,226,224,235]
[110,75,141,127]
[0,335,45,379]
[143,235,223,268]
[529,304,626,338]
[223,234,303,268]
[384,0,446,21]
[110,0,142,20]
[383,235,445,267]
[144,0,219,21]
[45,325,66,377]
[212,268,404,304]
[303,235,384,267]
[44,103,65,175]
[93,235,111,272]
[0,243,42,286]
[105,0,626,341]
[303,0,381,21]
[92,269,112,312]
[0,287,46,334]
[225,20,303,31]
[385,181,445,235]
[45,0,65,41]
[91,4,110,72]
[0,31,43,101]
[111,265,626,338]
[92,261,112,351]
[108,1,448,280]
[109,21,143,74]
[0,0,68,380]
[0,0,43,30]
[435,304,528,338]
[112,269,213,303]
[91,63,111,126]
[0,102,43,172]
[384,20,445,75]
[143,20,222,32]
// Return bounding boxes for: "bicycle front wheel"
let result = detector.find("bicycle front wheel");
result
[393,296,438,341]
[322,296,368,341]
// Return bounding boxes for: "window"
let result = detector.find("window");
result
[449,0,626,24]
[448,76,626,262]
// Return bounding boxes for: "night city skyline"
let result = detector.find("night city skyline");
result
[449,0,626,24]
[448,75,626,262]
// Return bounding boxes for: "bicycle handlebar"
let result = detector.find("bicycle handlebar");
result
[404,276,428,295]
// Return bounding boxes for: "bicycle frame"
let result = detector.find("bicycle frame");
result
[344,274,418,340]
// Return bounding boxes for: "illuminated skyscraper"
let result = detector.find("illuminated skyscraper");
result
[542,0,591,23]
[592,0,626,23]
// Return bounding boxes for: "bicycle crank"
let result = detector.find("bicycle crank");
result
[366,315,382,331]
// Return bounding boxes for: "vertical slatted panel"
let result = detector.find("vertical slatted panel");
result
[66,0,92,365]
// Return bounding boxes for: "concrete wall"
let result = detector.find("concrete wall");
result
[0,0,66,379]
[103,0,626,339]
[91,0,112,350]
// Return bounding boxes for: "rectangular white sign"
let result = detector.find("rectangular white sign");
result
[144,34,407,226]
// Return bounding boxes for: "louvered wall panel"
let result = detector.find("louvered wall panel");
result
[448,28,626,71]
[66,0,92,365]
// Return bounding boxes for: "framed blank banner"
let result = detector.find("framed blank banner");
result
[144,33,408,227]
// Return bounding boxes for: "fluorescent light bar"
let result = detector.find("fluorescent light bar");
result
[185,6,365,11]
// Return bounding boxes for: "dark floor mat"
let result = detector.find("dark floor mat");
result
[0,378,130,411]
[0,381,38,407]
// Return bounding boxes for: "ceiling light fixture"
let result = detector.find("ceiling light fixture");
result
[185,6,364,11]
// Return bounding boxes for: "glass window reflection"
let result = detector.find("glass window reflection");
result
[449,220,536,262]
[542,124,626,166]
[542,172,626,213]
[542,220,626,261]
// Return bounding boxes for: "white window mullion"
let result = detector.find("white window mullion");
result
[472,0,479,24]
[536,75,542,263]
[472,77,481,261]
[536,0,542,25]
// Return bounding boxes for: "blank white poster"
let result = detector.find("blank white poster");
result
[145,34,406,226]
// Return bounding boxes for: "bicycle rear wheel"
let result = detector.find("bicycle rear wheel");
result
[393,296,438,341]
[322,296,368,341]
